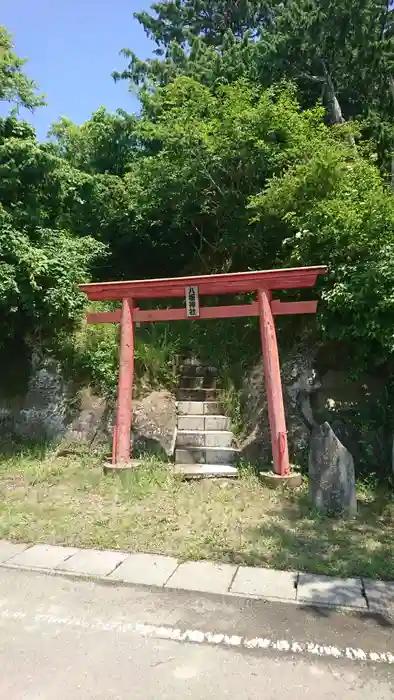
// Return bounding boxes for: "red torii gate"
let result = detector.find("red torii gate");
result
[79,266,326,479]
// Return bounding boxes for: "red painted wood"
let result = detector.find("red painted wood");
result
[133,303,259,322]
[86,310,121,324]
[134,308,186,322]
[115,298,134,464]
[271,300,318,315]
[258,289,290,477]
[79,266,327,301]
[86,300,318,325]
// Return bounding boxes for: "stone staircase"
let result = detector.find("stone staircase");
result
[173,358,239,478]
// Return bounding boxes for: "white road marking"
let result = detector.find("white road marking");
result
[0,608,392,666]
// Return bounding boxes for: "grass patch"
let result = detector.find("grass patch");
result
[0,444,393,580]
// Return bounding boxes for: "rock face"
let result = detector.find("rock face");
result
[240,343,317,468]
[0,355,176,459]
[309,422,357,517]
[132,390,177,459]
[0,355,72,442]
[65,387,111,447]
[239,339,390,475]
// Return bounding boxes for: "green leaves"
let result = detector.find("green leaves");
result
[250,128,394,364]
[0,118,105,353]
[118,1,394,179]
[0,26,44,110]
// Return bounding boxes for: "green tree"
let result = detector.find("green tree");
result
[258,1,394,175]
[48,107,139,177]
[116,1,394,177]
[113,1,268,89]
[0,116,104,357]
[250,136,394,364]
[126,77,344,274]
[124,75,394,365]
[0,25,44,110]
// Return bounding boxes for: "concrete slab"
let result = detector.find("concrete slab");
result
[58,549,129,577]
[204,402,223,415]
[176,430,233,448]
[177,401,204,415]
[177,415,205,431]
[179,376,206,389]
[175,446,238,465]
[297,573,366,610]
[176,430,205,447]
[231,566,297,602]
[176,388,217,402]
[165,560,237,595]
[363,579,394,619]
[205,431,233,448]
[8,544,79,569]
[259,472,302,489]
[173,464,238,479]
[177,415,230,431]
[205,416,231,431]
[0,540,29,564]
[108,553,178,586]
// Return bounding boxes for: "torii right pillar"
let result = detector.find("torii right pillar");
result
[258,288,300,487]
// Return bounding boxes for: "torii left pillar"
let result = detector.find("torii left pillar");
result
[258,289,290,480]
[113,297,134,466]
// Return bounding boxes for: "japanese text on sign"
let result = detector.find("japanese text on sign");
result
[186,286,200,317]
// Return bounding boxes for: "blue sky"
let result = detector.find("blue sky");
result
[2,0,155,139]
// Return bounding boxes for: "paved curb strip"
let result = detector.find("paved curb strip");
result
[0,540,393,618]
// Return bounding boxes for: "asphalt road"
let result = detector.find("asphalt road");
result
[0,568,392,699]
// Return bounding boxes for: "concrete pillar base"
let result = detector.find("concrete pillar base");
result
[103,460,141,475]
[259,471,302,489]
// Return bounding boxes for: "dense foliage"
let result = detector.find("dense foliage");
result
[1,5,394,390]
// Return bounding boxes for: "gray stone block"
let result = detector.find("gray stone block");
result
[203,446,238,464]
[58,549,128,576]
[178,363,217,378]
[175,446,238,465]
[176,430,205,447]
[177,401,204,415]
[173,464,238,478]
[179,376,206,390]
[175,447,205,464]
[297,573,366,610]
[8,544,79,569]
[0,540,29,564]
[176,430,233,448]
[177,415,205,431]
[204,402,222,415]
[309,422,357,516]
[165,560,237,594]
[108,553,178,586]
[205,415,230,431]
[230,566,297,602]
[363,579,394,619]
[205,431,233,447]
[176,388,218,402]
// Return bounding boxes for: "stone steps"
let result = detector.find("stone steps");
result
[175,445,239,465]
[177,364,218,378]
[177,401,223,415]
[177,415,231,431]
[174,359,239,478]
[173,464,239,478]
[178,376,217,389]
[176,430,233,448]
[176,388,218,402]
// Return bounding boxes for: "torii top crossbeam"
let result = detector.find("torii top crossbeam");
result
[80,265,327,478]
[80,266,326,301]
